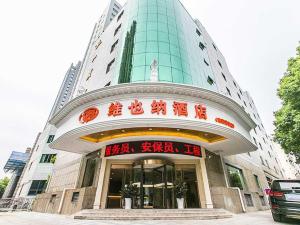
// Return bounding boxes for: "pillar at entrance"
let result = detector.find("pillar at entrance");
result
[93,157,107,209]
[199,158,213,208]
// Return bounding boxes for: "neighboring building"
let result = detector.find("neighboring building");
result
[1,150,30,199]
[27,0,298,215]
[14,62,81,201]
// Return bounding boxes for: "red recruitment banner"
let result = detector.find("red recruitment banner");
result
[105,140,202,158]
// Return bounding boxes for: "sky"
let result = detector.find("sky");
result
[0,0,299,179]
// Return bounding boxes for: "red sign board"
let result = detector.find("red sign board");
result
[105,141,202,158]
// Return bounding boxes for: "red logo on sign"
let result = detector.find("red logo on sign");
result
[79,107,99,124]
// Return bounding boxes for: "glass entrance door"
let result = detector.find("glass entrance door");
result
[133,159,175,209]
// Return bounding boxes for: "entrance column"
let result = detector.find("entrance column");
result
[93,152,107,209]
[199,158,213,208]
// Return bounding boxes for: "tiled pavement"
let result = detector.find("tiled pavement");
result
[0,210,298,225]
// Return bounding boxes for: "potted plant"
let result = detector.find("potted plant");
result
[120,183,138,209]
[174,180,188,209]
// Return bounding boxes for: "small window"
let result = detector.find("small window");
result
[40,154,57,164]
[237,93,241,100]
[114,24,122,36]
[204,59,209,66]
[207,76,214,85]
[105,82,111,87]
[260,156,265,166]
[259,143,263,150]
[212,43,217,50]
[199,42,205,50]
[260,196,266,206]
[222,73,227,81]
[254,175,261,189]
[92,55,97,63]
[196,28,201,36]
[253,137,257,145]
[217,60,222,68]
[233,81,237,88]
[95,40,102,49]
[71,192,80,202]
[226,87,231,96]
[117,10,124,21]
[28,180,47,196]
[110,39,119,53]
[239,89,243,95]
[244,194,254,207]
[50,194,57,203]
[47,135,55,143]
[106,59,115,73]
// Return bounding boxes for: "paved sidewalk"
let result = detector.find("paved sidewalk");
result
[0,210,298,225]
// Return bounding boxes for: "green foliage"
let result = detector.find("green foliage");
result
[0,177,10,198]
[274,44,300,163]
[229,172,243,190]
[120,183,139,198]
[118,21,137,84]
[174,180,188,198]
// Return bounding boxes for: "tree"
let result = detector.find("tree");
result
[0,177,10,198]
[274,44,300,163]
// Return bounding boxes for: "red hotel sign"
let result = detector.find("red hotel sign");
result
[105,141,202,158]
[78,99,235,129]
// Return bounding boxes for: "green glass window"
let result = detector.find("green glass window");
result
[159,42,170,53]
[159,53,171,66]
[147,31,158,41]
[159,66,172,82]
[131,66,145,82]
[146,41,158,53]
[133,53,146,66]
[134,42,146,54]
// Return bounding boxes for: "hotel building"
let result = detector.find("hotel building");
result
[16,0,296,215]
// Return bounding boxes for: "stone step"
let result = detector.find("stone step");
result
[74,209,233,220]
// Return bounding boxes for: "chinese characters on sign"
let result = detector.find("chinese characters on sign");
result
[105,141,202,158]
[215,118,235,129]
[78,99,235,129]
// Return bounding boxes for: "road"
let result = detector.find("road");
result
[0,210,298,225]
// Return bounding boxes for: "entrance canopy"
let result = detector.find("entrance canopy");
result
[49,83,257,156]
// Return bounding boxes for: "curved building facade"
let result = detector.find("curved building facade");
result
[29,0,285,214]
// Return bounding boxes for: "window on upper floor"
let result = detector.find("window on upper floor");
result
[233,81,237,88]
[47,135,55,143]
[259,143,263,150]
[243,101,247,107]
[71,192,80,202]
[265,160,270,169]
[226,87,231,96]
[40,154,57,164]
[111,39,119,53]
[204,59,209,66]
[260,156,265,166]
[196,28,201,36]
[106,59,115,73]
[207,76,214,85]
[105,82,111,87]
[114,24,122,36]
[199,42,205,50]
[222,73,227,81]
[92,55,97,63]
[117,10,124,22]
[217,60,222,68]
[28,180,47,196]
[237,93,241,100]
[239,89,243,95]
[254,175,261,189]
[268,151,272,158]
[212,43,217,50]
[95,40,102,50]
[253,137,257,145]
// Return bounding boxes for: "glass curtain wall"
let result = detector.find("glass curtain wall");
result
[114,0,217,91]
